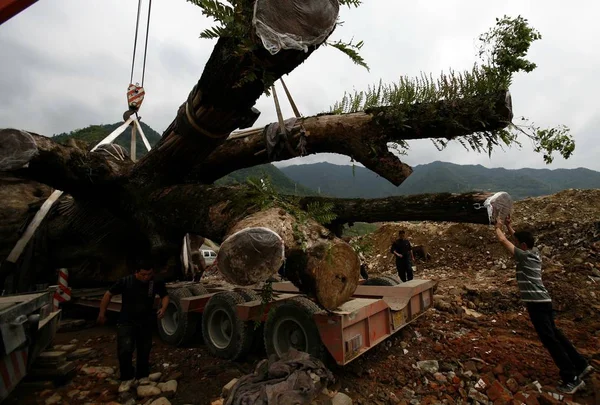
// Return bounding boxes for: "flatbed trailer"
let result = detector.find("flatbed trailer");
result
[0,290,61,402]
[73,277,435,366]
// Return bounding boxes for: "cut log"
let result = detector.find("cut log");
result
[219,207,359,310]
[286,239,360,310]
[195,91,513,186]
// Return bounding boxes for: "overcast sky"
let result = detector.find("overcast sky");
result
[1,0,598,171]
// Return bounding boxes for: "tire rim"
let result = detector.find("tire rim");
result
[272,316,308,356]
[161,302,179,336]
[208,308,233,349]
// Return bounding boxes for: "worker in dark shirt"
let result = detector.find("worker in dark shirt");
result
[97,265,169,381]
[391,230,415,282]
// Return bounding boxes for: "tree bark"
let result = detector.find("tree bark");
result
[129,1,339,188]
[0,129,132,195]
[299,192,495,227]
[194,90,513,186]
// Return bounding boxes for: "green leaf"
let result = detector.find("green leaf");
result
[327,39,370,71]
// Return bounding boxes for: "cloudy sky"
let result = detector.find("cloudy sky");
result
[1,0,598,171]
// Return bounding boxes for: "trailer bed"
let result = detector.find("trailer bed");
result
[70,278,436,365]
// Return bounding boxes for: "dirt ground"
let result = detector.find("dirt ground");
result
[6,189,600,405]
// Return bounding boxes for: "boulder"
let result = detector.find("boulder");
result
[137,385,161,398]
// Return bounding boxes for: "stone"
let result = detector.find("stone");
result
[211,400,224,405]
[493,364,505,376]
[149,398,172,405]
[538,393,561,405]
[67,389,81,399]
[157,380,178,397]
[468,388,489,403]
[137,385,162,397]
[123,399,136,405]
[45,393,62,405]
[59,344,77,353]
[78,391,90,400]
[38,351,67,364]
[487,380,513,404]
[222,378,238,398]
[401,387,415,399]
[149,372,162,382]
[81,366,114,376]
[388,392,401,404]
[433,372,447,383]
[592,268,600,278]
[139,377,151,385]
[332,392,353,405]
[417,360,439,374]
[464,361,478,373]
[506,378,519,394]
[119,380,134,393]
[68,348,95,360]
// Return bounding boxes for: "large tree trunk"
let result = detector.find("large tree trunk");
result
[0,2,516,309]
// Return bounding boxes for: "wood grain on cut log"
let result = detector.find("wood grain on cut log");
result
[220,208,359,310]
[194,91,513,186]
[130,1,339,188]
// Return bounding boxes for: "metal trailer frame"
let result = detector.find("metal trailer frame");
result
[73,279,435,366]
[0,290,61,401]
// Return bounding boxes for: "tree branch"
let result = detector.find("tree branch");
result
[299,192,495,226]
[129,2,339,188]
[194,90,513,186]
[0,129,132,195]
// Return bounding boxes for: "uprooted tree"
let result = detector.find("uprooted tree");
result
[0,2,574,310]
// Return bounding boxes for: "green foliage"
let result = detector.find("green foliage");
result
[522,123,574,164]
[305,201,337,225]
[329,15,575,165]
[254,280,274,329]
[189,0,368,88]
[216,164,317,196]
[478,15,542,84]
[326,39,369,70]
[349,236,373,256]
[243,177,335,225]
[338,0,362,7]
[343,222,378,238]
[52,122,162,160]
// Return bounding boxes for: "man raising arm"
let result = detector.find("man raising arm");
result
[494,217,591,394]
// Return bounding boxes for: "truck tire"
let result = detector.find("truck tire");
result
[264,297,325,360]
[202,291,253,360]
[187,283,208,296]
[157,288,198,346]
[235,288,260,302]
[363,276,398,286]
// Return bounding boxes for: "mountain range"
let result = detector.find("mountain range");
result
[53,123,600,200]
[279,161,600,200]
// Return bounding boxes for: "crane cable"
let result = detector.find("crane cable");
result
[127,0,152,113]
[130,0,152,87]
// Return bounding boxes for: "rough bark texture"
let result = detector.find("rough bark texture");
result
[194,91,513,185]
[130,0,338,189]
[299,192,495,226]
[0,4,517,308]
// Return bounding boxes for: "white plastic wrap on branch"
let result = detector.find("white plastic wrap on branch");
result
[0,129,39,171]
[217,227,285,285]
[253,0,339,55]
[484,192,513,224]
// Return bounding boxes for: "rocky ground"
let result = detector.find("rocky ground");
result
[6,189,600,405]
